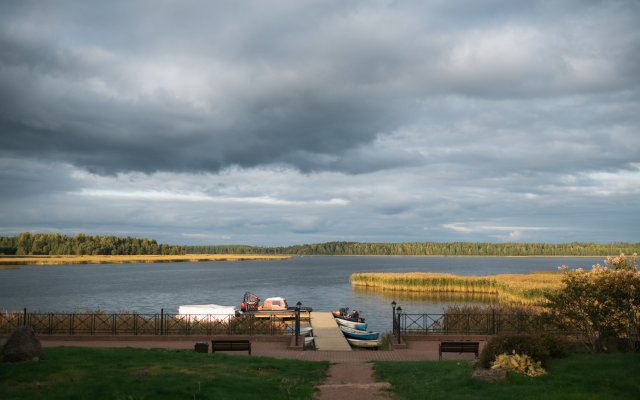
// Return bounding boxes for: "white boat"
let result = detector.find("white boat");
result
[177,304,237,322]
[335,317,368,330]
[346,337,382,348]
[299,326,313,335]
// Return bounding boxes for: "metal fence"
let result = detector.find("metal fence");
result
[396,312,560,336]
[0,309,310,336]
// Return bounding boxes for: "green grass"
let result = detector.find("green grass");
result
[375,353,640,400]
[0,347,328,400]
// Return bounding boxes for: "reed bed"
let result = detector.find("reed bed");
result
[351,272,564,304]
[0,254,290,266]
[352,285,500,304]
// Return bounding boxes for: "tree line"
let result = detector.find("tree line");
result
[0,232,185,256]
[185,241,640,257]
[1,233,638,256]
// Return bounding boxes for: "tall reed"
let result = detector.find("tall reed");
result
[351,272,563,304]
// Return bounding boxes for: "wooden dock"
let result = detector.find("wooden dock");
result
[310,312,352,351]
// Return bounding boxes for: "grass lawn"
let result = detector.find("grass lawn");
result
[0,347,328,400]
[375,353,640,400]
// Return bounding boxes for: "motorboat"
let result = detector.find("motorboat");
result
[334,316,367,330]
[339,325,380,340]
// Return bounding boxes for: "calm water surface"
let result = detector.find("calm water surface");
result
[0,256,601,332]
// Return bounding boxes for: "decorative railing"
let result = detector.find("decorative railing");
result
[396,312,561,336]
[0,309,310,336]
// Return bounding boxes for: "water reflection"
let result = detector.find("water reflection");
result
[351,285,499,305]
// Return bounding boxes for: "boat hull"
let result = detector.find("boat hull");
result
[346,338,381,348]
[339,325,380,340]
[335,317,368,330]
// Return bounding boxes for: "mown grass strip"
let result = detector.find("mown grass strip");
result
[375,353,640,400]
[0,347,328,400]
[351,272,564,304]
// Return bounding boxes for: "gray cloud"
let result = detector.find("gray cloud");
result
[2,1,639,175]
[1,1,639,244]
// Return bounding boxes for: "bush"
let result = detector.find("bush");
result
[491,352,547,377]
[480,334,553,368]
[537,333,569,358]
[545,255,640,352]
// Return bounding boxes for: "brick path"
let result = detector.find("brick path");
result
[38,337,483,362]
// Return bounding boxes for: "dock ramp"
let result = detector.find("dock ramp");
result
[310,312,352,351]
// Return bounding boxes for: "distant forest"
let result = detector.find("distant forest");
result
[1,232,638,257]
[0,232,185,256]
[185,241,640,257]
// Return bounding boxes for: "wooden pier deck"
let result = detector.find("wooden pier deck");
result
[310,312,352,351]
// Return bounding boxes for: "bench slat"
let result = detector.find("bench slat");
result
[439,341,479,360]
[211,340,252,355]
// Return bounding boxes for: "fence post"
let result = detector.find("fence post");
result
[466,314,470,335]
[160,309,164,336]
[23,308,27,327]
[396,306,402,344]
[391,301,397,335]
[295,301,301,346]
[492,309,496,335]
[425,314,428,335]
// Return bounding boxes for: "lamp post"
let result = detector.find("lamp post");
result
[391,301,397,335]
[295,301,302,347]
[396,306,403,344]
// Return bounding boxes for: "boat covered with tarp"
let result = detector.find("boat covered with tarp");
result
[177,304,238,321]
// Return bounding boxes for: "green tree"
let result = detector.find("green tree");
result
[545,254,640,352]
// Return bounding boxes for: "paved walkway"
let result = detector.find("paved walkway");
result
[39,338,483,362]
[315,362,391,400]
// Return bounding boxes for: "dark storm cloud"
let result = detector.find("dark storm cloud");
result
[1,0,639,245]
[1,0,639,175]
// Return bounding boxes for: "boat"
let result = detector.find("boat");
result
[331,307,365,322]
[299,326,313,335]
[346,338,382,348]
[339,325,380,340]
[177,304,238,322]
[334,316,368,330]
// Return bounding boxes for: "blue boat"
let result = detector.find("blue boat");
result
[339,325,380,340]
[335,316,368,331]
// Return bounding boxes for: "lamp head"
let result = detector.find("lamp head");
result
[391,300,396,308]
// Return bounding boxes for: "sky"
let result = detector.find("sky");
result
[1,0,639,246]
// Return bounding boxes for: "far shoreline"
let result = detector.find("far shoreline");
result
[0,253,610,267]
[0,254,291,266]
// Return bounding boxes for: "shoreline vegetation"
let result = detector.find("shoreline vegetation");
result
[351,272,564,304]
[1,232,639,257]
[0,254,291,266]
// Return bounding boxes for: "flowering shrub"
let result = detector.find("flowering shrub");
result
[491,351,546,377]
[545,254,640,352]
[480,333,568,368]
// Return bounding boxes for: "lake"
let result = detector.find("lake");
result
[0,256,602,332]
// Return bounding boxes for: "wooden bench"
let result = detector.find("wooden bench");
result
[439,341,479,360]
[211,339,251,355]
